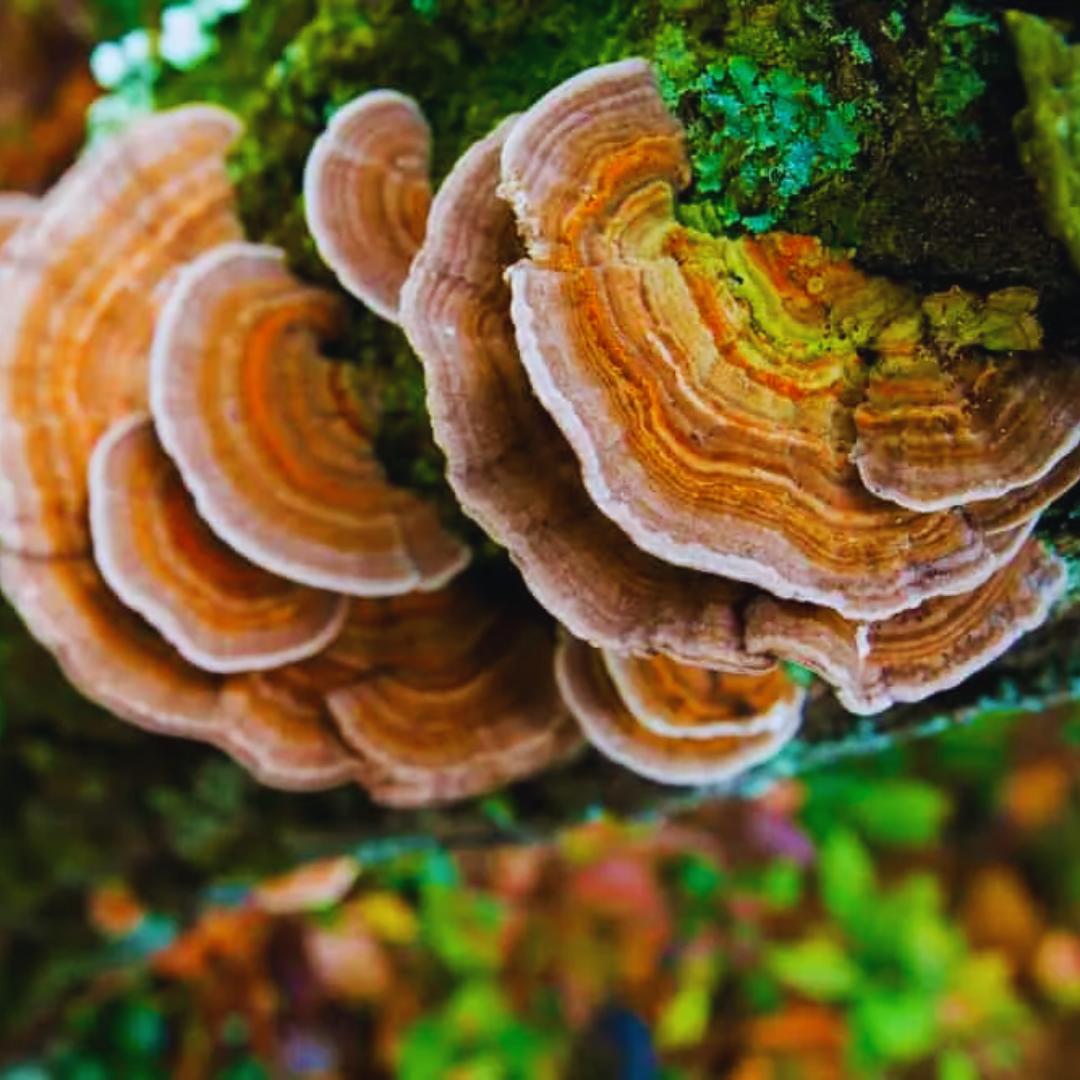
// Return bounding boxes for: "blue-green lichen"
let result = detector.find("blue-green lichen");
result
[669,53,867,233]
[1008,11,1080,274]
[922,3,998,138]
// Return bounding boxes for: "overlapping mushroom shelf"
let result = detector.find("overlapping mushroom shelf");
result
[0,106,571,806]
[389,61,1072,769]
[0,57,1076,802]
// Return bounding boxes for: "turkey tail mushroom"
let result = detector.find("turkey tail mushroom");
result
[745,539,1067,715]
[0,106,242,557]
[89,414,349,674]
[556,636,803,786]
[304,90,432,322]
[150,242,470,597]
[326,586,581,808]
[401,114,767,673]
[500,60,1078,620]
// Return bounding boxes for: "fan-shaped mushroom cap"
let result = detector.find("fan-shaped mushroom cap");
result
[0,106,242,557]
[326,587,582,807]
[501,60,1074,619]
[852,345,1080,513]
[745,538,1066,715]
[967,447,1080,535]
[401,116,766,672]
[0,552,367,790]
[304,90,431,322]
[88,414,349,673]
[556,636,803,786]
[602,651,804,740]
[0,554,222,740]
[0,193,36,245]
[218,650,377,791]
[150,242,469,596]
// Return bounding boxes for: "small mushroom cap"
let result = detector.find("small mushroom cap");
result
[853,346,1080,513]
[218,658,374,791]
[304,90,432,322]
[0,552,365,791]
[556,636,803,786]
[0,553,223,741]
[602,650,804,740]
[327,586,582,807]
[0,193,37,245]
[401,115,767,672]
[89,414,349,673]
[745,538,1067,715]
[0,106,242,557]
[150,242,470,596]
[499,58,688,266]
[502,60,1062,620]
[967,447,1080,535]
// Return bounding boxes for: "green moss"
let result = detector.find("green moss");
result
[1008,11,1080,274]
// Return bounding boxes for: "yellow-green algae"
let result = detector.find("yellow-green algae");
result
[1009,11,1080,274]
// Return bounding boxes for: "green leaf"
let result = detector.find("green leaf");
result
[847,780,950,848]
[938,1048,979,1080]
[398,1017,457,1080]
[656,984,711,1049]
[758,859,803,910]
[818,828,876,927]
[445,980,514,1043]
[766,936,860,1002]
[851,988,938,1067]
[422,888,506,974]
[743,970,783,1013]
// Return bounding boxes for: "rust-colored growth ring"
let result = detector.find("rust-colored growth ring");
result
[0,105,243,557]
[745,539,1067,715]
[401,113,768,673]
[326,587,582,807]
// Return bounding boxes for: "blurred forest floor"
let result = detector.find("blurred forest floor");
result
[4,703,1080,1077]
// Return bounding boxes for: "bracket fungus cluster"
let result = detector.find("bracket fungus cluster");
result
[391,59,1074,772]
[0,54,1076,802]
[0,106,574,806]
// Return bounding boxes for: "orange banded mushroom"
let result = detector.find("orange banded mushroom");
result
[0,554,361,789]
[326,586,582,807]
[2,546,573,799]
[501,60,1078,619]
[745,538,1066,715]
[852,347,1080,513]
[304,90,431,322]
[556,636,803,786]
[89,414,349,673]
[150,242,469,596]
[401,115,767,671]
[601,651,805,740]
[967,448,1080,535]
[0,106,242,557]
